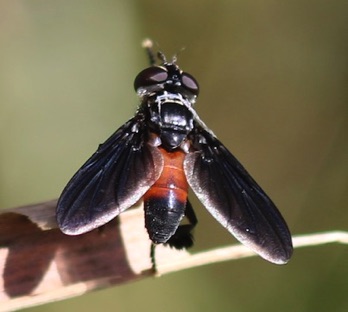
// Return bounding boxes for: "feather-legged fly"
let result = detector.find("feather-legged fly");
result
[57,39,293,265]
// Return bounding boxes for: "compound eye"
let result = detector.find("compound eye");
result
[181,72,199,96]
[134,67,168,91]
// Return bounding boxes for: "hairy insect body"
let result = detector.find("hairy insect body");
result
[144,148,188,244]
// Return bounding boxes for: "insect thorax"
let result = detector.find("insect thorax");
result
[147,92,194,150]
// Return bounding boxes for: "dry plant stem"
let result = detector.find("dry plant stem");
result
[0,200,347,311]
[156,231,348,275]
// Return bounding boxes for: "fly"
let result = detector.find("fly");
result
[57,39,293,265]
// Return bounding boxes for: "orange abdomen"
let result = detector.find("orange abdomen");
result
[143,147,188,244]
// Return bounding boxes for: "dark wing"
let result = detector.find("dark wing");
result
[57,115,163,235]
[184,126,293,264]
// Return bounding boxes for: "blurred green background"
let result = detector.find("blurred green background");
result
[1,1,347,311]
